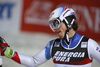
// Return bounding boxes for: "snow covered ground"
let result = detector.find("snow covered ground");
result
[0,32,100,67]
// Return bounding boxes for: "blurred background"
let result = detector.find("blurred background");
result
[0,0,100,67]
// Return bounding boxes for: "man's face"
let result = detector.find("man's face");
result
[54,22,67,39]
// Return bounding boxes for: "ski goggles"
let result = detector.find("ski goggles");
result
[49,19,62,31]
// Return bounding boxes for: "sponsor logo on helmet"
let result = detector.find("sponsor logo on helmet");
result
[50,12,54,18]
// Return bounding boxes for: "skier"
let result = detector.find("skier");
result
[0,6,100,67]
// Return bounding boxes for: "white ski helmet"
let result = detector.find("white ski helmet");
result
[49,7,76,31]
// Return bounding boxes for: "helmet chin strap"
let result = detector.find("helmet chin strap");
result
[62,18,75,42]
[62,28,70,42]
